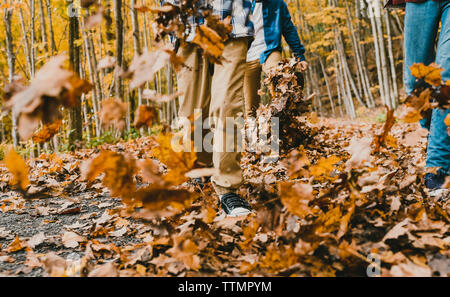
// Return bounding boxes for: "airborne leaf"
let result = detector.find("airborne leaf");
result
[5,148,30,191]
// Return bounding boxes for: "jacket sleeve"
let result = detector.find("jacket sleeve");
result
[280,1,306,61]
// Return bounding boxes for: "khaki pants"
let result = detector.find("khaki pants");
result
[177,38,249,189]
[243,51,282,118]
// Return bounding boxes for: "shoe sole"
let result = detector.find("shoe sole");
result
[226,208,253,217]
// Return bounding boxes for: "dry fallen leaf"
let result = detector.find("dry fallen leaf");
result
[82,150,137,200]
[127,46,175,89]
[142,90,183,103]
[32,120,62,144]
[88,262,119,277]
[373,107,395,152]
[27,232,46,249]
[192,25,226,63]
[445,114,450,126]
[2,55,92,140]
[134,105,158,129]
[99,98,127,131]
[151,132,197,185]
[309,155,341,177]
[134,186,194,215]
[7,236,27,253]
[97,55,116,70]
[346,137,372,169]
[5,148,30,192]
[167,236,201,271]
[410,63,443,87]
[62,231,86,248]
[279,182,314,219]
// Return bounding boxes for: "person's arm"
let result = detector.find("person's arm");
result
[280,1,306,62]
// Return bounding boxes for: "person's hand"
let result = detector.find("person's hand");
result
[297,60,308,72]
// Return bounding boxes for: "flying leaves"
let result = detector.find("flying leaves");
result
[2,55,92,140]
[373,107,396,152]
[192,16,232,63]
[400,63,450,126]
[82,150,137,200]
[126,45,182,90]
[279,182,314,219]
[410,63,443,87]
[133,105,158,129]
[150,132,197,186]
[32,120,62,144]
[99,99,127,131]
[4,148,30,192]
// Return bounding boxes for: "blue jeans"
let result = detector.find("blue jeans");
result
[404,0,450,174]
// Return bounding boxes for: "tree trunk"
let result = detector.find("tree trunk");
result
[385,11,398,107]
[38,0,48,52]
[68,0,83,147]
[46,0,57,54]
[130,0,143,106]
[113,0,124,99]
[4,7,19,148]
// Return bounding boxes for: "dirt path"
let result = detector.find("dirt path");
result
[0,119,449,277]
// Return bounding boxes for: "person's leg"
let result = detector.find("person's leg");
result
[426,0,450,181]
[243,60,263,118]
[404,1,440,130]
[209,38,249,191]
[177,44,213,167]
[404,1,440,94]
[262,51,282,74]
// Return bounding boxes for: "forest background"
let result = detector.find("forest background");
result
[0,0,406,155]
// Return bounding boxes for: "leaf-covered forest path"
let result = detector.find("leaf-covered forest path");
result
[0,117,448,277]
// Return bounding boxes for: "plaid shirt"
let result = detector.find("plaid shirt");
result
[165,0,253,40]
[212,0,253,38]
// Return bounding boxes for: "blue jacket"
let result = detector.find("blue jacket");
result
[253,0,306,63]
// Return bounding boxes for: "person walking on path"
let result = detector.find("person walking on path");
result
[176,0,255,216]
[386,0,450,195]
[244,0,308,118]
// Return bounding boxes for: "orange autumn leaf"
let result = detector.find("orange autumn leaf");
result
[62,75,93,108]
[126,46,179,89]
[259,243,298,273]
[32,120,62,144]
[99,99,127,131]
[7,236,27,253]
[134,105,158,129]
[151,132,196,185]
[2,55,92,140]
[191,15,232,63]
[410,63,443,87]
[135,186,194,211]
[133,185,195,218]
[192,21,230,63]
[167,236,201,271]
[399,106,423,123]
[399,89,433,123]
[315,205,342,235]
[5,148,30,191]
[137,159,164,186]
[135,4,175,13]
[373,107,395,152]
[445,114,450,127]
[309,155,341,177]
[204,15,233,41]
[83,150,137,200]
[279,182,314,219]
